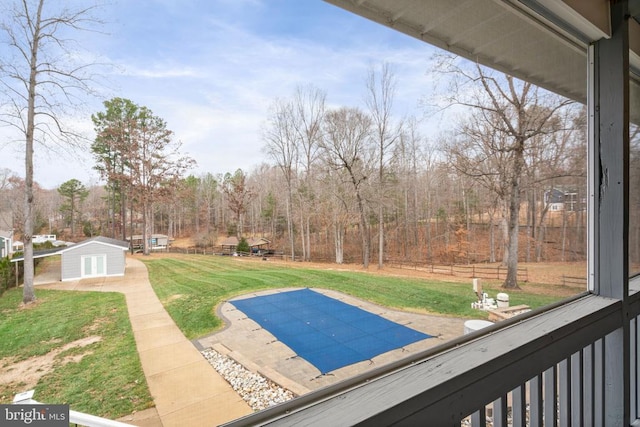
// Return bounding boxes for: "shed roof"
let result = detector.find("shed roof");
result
[11,247,64,262]
[58,236,129,253]
[10,236,128,263]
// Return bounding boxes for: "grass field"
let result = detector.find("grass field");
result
[0,287,153,418]
[141,254,574,340]
[0,253,581,419]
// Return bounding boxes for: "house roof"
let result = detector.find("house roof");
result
[0,229,11,239]
[248,237,271,247]
[220,236,239,246]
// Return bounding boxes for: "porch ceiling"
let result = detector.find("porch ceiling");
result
[323,0,635,104]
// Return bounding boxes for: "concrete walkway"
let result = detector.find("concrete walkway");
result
[37,256,253,427]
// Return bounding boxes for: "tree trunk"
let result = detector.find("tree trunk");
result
[356,190,370,268]
[501,214,509,265]
[488,212,496,263]
[378,205,384,268]
[305,216,311,261]
[286,189,295,261]
[334,217,344,264]
[21,0,44,304]
[503,140,525,290]
[561,208,568,262]
[142,200,150,256]
[299,210,306,261]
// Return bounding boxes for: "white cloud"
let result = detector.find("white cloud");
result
[0,0,443,189]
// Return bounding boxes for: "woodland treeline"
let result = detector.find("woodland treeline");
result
[0,61,590,281]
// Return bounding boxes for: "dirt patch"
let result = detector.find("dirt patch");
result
[0,336,102,392]
[164,294,183,303]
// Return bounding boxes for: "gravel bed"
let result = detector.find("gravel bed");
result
[202,347,295,411]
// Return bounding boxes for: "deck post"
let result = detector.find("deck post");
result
[590,0,630,424]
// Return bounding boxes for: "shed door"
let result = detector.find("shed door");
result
[81,254,107,278]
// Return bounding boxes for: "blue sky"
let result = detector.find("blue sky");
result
[1,0,442,189]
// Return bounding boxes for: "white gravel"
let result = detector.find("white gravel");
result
[201,347,295,411]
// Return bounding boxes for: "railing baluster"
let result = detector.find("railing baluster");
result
[559,358,571,427]
[583,343,595,426]
[470,407,486,427]
[571,350,583,426]
[530,374,543,427]
[544,366,558,427]
[633,317,639,421]
[594,338,604,427]
[492,396,507,427]
[512,384,526,427]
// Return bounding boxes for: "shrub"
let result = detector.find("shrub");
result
[236,237,250,254]
[0,256,13,296]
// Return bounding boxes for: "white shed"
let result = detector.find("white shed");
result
[59,236,129,281]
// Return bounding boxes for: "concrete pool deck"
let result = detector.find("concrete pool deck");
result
[197,287,467,395]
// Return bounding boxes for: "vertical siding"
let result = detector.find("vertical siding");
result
[61,242,126,281]
[61,251,80,280]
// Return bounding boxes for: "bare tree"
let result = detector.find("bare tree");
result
[321,107,373,268]
[292,85,325,261]
[438,58,573,288]
[318,166,356,264]
[263,98,298,260]
[222,169,253,238]
[365,62,402,269]
[198,173,219,237]
[0,0,102,304]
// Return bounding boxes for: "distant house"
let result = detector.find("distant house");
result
[127,234,170,252]
[33,234,56,244]
[59,236,129,281]
[12,241,23,252]
[220,236,239,255]
[0,229,12,258]
[248,237,272,255]
[544,188,584,212]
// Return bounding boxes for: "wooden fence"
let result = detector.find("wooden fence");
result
[165,248,528,282]
[561,275,588,287]
[386,259,529,282]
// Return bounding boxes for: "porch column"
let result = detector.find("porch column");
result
[590,0,630,425]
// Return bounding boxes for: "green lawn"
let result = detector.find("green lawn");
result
[0,288,153,419]
[142,254,566,340]
[0,253,568,420]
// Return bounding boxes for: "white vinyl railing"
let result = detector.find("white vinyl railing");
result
[12,390,134,427]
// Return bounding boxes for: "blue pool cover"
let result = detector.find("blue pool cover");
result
[230,288,433,374]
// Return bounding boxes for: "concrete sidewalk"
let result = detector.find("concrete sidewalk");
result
[37,256,252,427]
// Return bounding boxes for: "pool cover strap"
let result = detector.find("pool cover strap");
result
[230,288,432,374]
